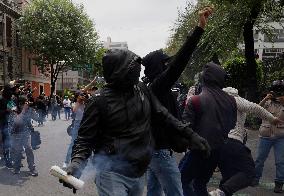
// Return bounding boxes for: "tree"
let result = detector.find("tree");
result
[166,0,284,101]
[18,0,102,97]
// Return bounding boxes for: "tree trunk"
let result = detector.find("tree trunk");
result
[243,4,261,102]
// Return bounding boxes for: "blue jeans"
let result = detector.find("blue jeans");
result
[64,107,70,120]
[95,171,144,196]
[255,137,284,183]
[147,149,183,196]
[65,120,80,163]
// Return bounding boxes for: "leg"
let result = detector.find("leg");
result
[193,151,217,196]
[254,138,274,181]
[274,138,284,183]
[218,139,255,196]
[11,134,23,171]
[152,150,183,196]
[180,151,203,196]
[23,133,35,171]
[95,171,130,196]
[147,167,163,196]
[129,175,145,196]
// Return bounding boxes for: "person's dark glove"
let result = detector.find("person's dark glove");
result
[188,132,211,158]
[59,159,82,194]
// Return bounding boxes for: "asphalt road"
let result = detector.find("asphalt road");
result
[0,116,280,196]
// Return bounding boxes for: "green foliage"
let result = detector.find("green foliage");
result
[224,56,263,97]
[17,0,102,85]
[166,0,284,85]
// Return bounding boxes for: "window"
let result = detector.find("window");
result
[28,58,32,72]
[6,17,12,47]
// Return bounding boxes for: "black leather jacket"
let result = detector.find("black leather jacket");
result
[71,82,194,178]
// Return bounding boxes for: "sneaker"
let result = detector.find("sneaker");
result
[30,169,38,177]
[209,189,226,196]
[274,181,283,193]
[14,168,20,174]
[250,178,259,187]
[5,162,13,169]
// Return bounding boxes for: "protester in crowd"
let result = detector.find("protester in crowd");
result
[56,95,62,120]
[10,96,38,176]
[252,80,284,193]
[63,96,71,121]
[50,96,58,121]
[35,95,46,126]
[209,87,283,196]
[141,7,213,196]
[0,85,13,168]
[60,49,210,195]
[180,62,237,196]
[63,93,88,168]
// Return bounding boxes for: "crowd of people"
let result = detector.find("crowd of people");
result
[0,6,283,196]
[0,79,96,178]
[59,6,284,196]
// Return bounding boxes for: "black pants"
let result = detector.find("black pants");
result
[218,138,255,196]
[179,149,219,196]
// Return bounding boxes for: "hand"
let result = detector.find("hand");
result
[59,161,82,194]
[272,118,284,126]
[198,6,214,29]
[189,132,211,158]
[265,93,273,100]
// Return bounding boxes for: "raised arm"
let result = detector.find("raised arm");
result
[151,7,213,94]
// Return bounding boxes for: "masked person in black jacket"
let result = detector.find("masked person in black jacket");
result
[180,62,237,196]
[61,49,210,196]
[142,7,212,196]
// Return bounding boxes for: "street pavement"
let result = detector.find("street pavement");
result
[0,115,280,196]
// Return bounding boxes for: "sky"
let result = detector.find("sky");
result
[72,0,195,57]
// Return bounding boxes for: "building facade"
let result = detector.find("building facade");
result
[56,70,92,93]
[0,0,51,97]
[103,36,128,50]
[252,21,284,60]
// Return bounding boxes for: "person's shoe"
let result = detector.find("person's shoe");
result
[13,168,20,174]
[274,181,283,193]
[5,162,13,169]
[209,189,226,196]
[30,169,38,177]
[250,178,259,187]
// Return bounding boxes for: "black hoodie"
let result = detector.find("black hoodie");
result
[183,62,237,149]
[71,49,196,178]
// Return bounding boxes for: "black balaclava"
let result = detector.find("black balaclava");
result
[142,49,170,83]
[201,62,237,135]
[103,49,141,90]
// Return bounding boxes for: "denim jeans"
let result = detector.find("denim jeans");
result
[64,107,71,120]
[11,132,35,170]
[147,149,183,196]
[255,137,284,183]
[95,171,144,196]
[179,150,219,196]
[65,120,80,163]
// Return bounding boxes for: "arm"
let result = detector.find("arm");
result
[259,93,273,107]
[81,78,96,92]
[182,99,196,126]
[151,7,212,94]
[236,96,275,123]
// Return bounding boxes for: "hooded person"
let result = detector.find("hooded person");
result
[60,49,210,196]
[142,7,213,196]
[180,62,237,196]
[208,87,283,196]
